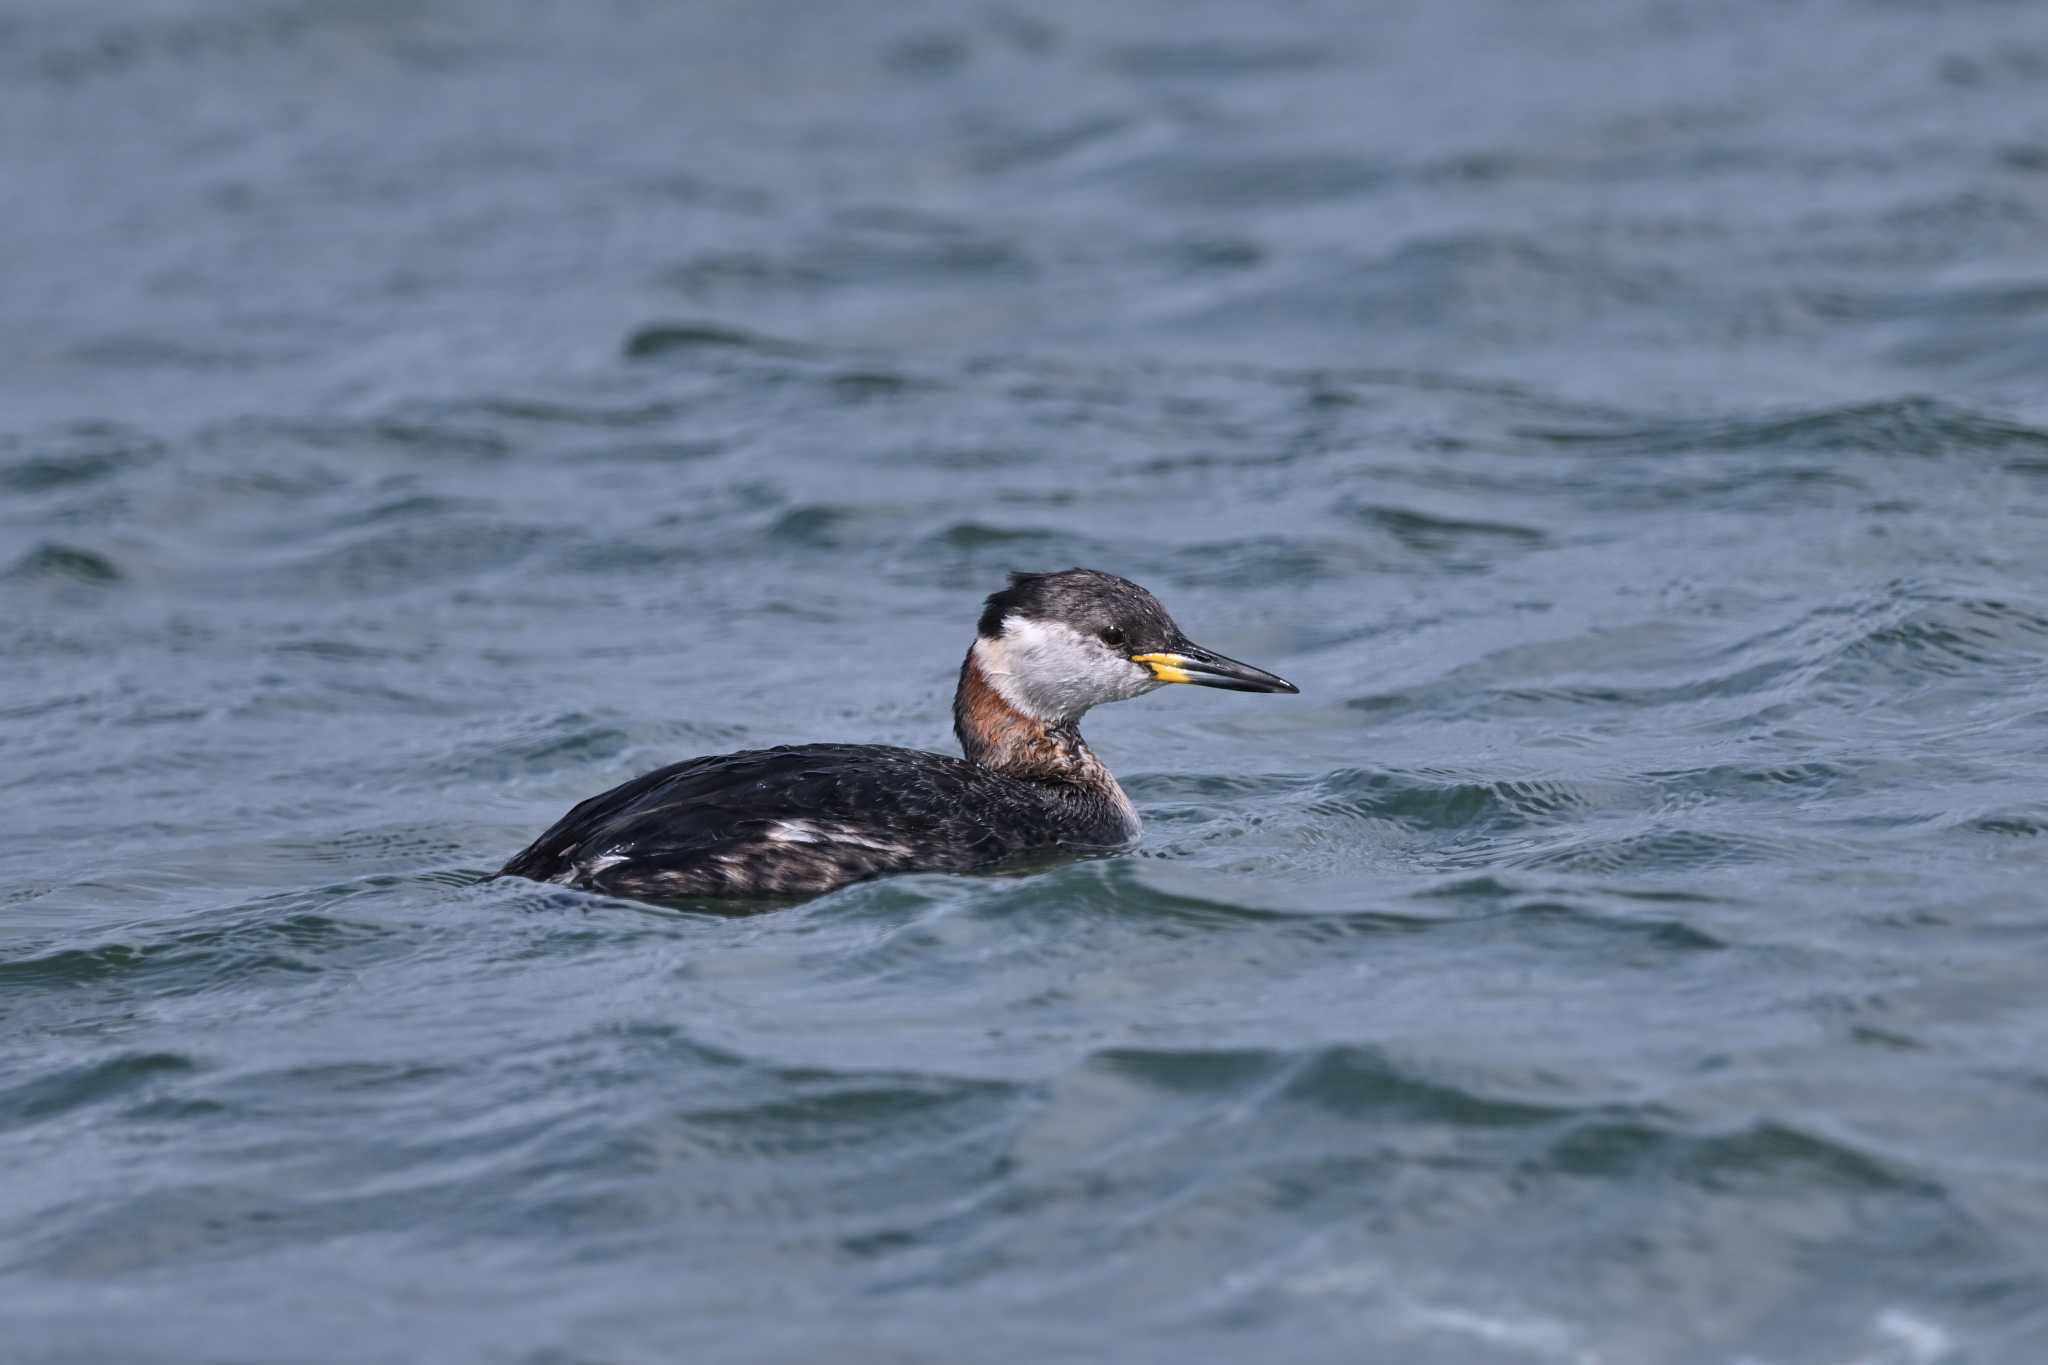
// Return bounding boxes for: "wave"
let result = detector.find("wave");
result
[0,1051,197,1133]
[3,543,125,587]
[1520,395,2048,459]
[0,424,160,494]
[0,906,395,997]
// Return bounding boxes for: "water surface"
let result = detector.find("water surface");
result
[6,2,2048,1362]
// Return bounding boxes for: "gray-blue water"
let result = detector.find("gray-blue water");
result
[5,3,2048,1361]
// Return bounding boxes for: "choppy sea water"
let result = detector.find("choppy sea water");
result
[6,2,2048,1361]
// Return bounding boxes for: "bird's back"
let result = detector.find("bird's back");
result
[496,743,1130,900]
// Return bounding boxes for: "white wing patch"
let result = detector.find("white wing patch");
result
[557,849,628,881]
[810,822,912,856]
[763,820,913,856]
[557,826,916,897]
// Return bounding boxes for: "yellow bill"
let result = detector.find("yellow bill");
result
[1130,648,1296,694]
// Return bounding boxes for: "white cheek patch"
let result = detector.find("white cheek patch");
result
[979,616,1161,722]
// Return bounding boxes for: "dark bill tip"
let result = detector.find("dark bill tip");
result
[1133,644,1299,694]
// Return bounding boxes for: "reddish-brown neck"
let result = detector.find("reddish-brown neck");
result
[953,651,1101,784]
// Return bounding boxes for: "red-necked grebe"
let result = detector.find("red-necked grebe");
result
[496,568,1298,900]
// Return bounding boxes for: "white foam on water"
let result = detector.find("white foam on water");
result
[1730,1307,1959,1365]
[1270,1258,1958,1365]
[1395,1299,1607,1365]
[1265,1258,1605,1365]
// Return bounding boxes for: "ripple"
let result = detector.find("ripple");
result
[662,251,831,296]
[827,369,937,403]
[469,397,682,428]
[1341,501,1548,571]
[1175,236,1265,272]
[1408,877,1729,947]
[324,492,468,530]
[970,113,1138,175]
[0,1051,197,1130]
[0,911,394,997]
[228,415,513,463]
[1497,827,1804,875]
[29,3,349,84]
[571,438,728,466]
[0,425,160,493]
[884,32,968,78]
[1522,396,2048,458]
[454,710,635,777]
[272,637,405,662]
[1819,595,2048,684]
[925,521,1069,550]
[623,321,810,360]
[1809,278,2048,324]
[1966,810,2048,838]
[766,503,862,549]
[1161,537,1374,586]
[1347,503,1546,547]
[1148,151,1388,207]
[1637,761,1847,801]
[1547,1117,1937,1196]
[1306,767,1610,835]
[1092,1043,1594,1127]
[1111,41,1335,77]
[280,520,550,594]
[816,213,1032,280]
[554,537,705,574]
[3,542,125,586]
[1404,588,2024,727]
[1502,900,1727,952]
[677,1069,1023,1159]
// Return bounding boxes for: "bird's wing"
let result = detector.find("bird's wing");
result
[496,745,1015,898]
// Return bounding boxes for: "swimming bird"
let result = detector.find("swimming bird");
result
[496,569,1297,901]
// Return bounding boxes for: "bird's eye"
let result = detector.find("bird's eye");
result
[1100,626,1126,648]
